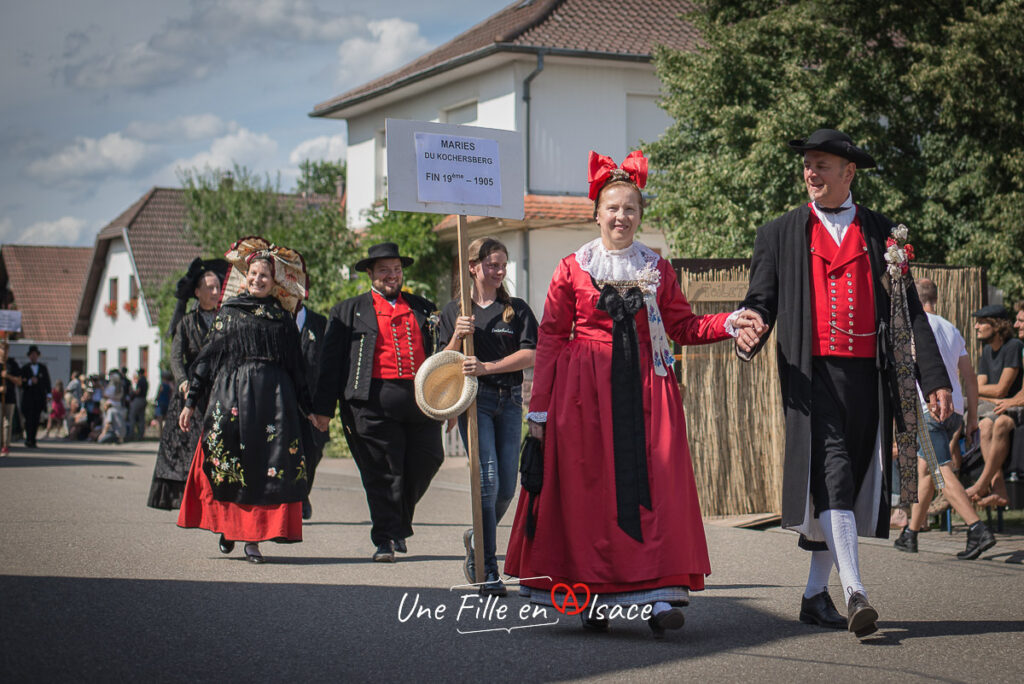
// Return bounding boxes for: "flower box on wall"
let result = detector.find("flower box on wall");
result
[103,301,118,319]
[123,298,139,317]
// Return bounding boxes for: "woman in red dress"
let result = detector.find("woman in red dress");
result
[504,150,754,637]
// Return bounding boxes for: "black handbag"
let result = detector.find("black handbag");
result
[519,435,543,538]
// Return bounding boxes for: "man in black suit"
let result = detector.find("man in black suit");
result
[19,345,51,448]
[312,242,444,563]
[296,301,329,520]
[734,129,951,638]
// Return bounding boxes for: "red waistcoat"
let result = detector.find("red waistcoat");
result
[808,207,876,358]
[371,291,425,380]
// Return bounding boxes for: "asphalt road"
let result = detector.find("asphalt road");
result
[1,440,1022,683]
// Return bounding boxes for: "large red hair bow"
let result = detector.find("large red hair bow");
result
[587,150,648,200]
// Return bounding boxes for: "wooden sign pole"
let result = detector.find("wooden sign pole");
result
[457,214,486,585]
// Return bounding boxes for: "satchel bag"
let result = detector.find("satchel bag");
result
[519,435,543,538]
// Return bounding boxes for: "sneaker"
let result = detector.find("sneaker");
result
[0,446,9,456]
[462,528,474,583]
[373,540,396,562]
[893,527,918,553]
[479,571,507,597]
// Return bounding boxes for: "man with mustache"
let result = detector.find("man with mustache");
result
[312,242,444,563]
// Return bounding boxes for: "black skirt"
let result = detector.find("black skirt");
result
[147,390,202,510]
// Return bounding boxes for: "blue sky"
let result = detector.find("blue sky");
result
[0,0,510,246]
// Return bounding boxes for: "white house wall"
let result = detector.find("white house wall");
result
[345,64,520,228]
[85,238,162,399]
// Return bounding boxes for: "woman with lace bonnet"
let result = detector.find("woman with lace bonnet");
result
[177,237,317,564]
[503,150,755,637]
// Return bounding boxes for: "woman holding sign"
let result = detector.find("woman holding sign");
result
[504,150,758,638]
[438,236,538,598]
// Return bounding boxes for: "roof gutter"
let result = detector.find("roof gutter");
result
[309,45,650,119]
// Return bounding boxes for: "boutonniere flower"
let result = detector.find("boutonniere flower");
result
[308,329,316,341]
[884,224,915,279]
[635,264,662,296]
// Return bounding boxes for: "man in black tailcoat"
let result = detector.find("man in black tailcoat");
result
[734,129,952,638]
[312,242,443,563]
[19,345,51,448]
[296,301,329,520]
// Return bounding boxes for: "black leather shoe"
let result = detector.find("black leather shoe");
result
[244,543,265,564]
[799,591,846,629]
[479,571,507,597]
[846,592,878,637]
[893,527,918,553]
[218,534,235,554]
[580,612,609,632]
[956,523,996,560]
[301,499,312,520]
[373,541,395,562]
[393,538,407,554]
[648,607,685,639]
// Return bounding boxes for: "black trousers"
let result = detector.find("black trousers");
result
[347,379,444,546]
[22,401,43,447]
[809,357,879,516]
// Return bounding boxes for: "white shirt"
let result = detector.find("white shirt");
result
[295,306,306,332]
[811,192,856,246]
[917,312,966,415]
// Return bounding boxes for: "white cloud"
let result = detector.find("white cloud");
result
[170,128,279,175]
[125,114,237,142]
[26,133,149,184]
[16,216,90,246]
[336,18,432,86]
[289,134,347,165]
[62,1,366,91]
[0,217,14,243]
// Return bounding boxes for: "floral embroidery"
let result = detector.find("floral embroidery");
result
[295,456,307,483]
[204,401,246,486]
[288,438,298,455]
[267,466,284,480]
[265,423,277,442]
[231,406,238,418]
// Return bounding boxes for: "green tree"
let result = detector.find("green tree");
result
[178,163,362,314]
[295,159,347,196]
[647,1,1024,299]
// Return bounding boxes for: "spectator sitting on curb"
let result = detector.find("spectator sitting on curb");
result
[970,305,1024,506]
[893,279,996,559]
[96,399,125,444]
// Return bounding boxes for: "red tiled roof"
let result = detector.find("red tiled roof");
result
[1,245,92,343]
[434,193,592,230]
[76,187,343,334]
[311,0,699,116]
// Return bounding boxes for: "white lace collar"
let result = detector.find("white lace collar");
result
[574,238,661,292]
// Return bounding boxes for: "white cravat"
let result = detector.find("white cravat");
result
[811,193,856,245]
[295,306,306,332]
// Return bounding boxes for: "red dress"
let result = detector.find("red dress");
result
[504,254,729,596]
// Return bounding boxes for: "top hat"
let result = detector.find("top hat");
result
[972,304,1010,319]
[354,242,415,272]
[26,345,41,356]
[414,350,478,421]
[789,129,877,168]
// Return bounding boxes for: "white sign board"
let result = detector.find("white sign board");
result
[387,119,524,220]
[0,310,22,332]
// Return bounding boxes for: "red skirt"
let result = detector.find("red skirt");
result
[177,440,302,543]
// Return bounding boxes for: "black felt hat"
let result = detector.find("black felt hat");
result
[175,257,230,300]
[972,304,1010,319]
[354,242,414,272]
[26,345,41,356]
[789,129,877,169]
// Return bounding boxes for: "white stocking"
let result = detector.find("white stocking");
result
[820,509,866,600]
[804,550,833,598]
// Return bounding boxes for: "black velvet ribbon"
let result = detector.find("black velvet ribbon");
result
[596,283,651,542]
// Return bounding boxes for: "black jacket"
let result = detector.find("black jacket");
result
[299,307,330,447]
[314,291,437,415]
[739,205,950,538]
[19,362,51,411]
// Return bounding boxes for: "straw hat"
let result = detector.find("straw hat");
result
[414,350,478,421]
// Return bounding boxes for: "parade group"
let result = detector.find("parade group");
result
[20,129,1019,641]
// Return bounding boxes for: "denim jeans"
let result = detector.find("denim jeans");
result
[918,411,963,467]
[459,383,523,574]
